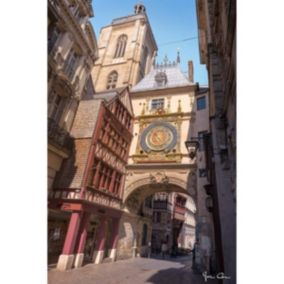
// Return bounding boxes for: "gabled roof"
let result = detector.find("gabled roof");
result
[85,87,133,116]
[131,63,195,93]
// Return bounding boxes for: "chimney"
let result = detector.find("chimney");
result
[188,61,194,83]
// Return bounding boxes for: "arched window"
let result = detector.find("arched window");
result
[114,35,128,58]
[106,71,118,89]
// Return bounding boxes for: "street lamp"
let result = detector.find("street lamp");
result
[185,140,199,160]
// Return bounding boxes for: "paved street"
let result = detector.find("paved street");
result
[48,255,214,284]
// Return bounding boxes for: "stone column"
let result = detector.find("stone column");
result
[57,212,81,271]
[74,212,90,268]
[108,218,120,261]
[92,216,107,264]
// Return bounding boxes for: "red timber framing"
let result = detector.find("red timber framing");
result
[80,93,133,203]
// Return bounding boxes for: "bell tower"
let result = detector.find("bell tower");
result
[91,4,157,92]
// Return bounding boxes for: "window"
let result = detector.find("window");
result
[140,46,148,75]
[48,25,60,53]
[151,98,164,110]
[106,71,118,89]
[156,212,161,223]
[49,93,67,123]
[199,169,208,177]
[114,34,128,58]
[64,50,79,79]
[113,173,122,195]
[197,96,206,110]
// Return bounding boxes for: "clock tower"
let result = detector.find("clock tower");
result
[115,57,200,259]
[91,4,157,92]
[127,58,197,166]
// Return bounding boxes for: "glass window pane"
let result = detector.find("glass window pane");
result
[197,96,206,110]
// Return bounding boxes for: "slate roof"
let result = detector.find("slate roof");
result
[131,64,195,93]
[92,91,117,102]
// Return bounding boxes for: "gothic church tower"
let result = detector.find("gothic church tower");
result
[91,4,157,92]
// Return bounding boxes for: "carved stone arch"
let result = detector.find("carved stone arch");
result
[123,173,196,204]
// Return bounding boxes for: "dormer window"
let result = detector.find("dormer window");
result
[114,35,127,58]
[106,71,118,89]
[155,71,167,86]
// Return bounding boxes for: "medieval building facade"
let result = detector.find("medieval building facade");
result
[49,86,133,270]
[196,0,236,282]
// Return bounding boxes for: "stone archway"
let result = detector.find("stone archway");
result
[123,171,197,214]
[116,170,198,259]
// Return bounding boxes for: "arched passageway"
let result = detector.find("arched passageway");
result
[116,176,197,260]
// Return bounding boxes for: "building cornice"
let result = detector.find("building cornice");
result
[130,84,198,97]
[51,0,97,61]
[126,163,196,170]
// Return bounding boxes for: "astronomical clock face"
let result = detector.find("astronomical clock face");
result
[146,126,173,151]
[140,122,177,152]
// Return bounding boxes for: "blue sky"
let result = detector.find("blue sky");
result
[90,0,208,85]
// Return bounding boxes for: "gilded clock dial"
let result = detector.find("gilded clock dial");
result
[140,122,177,153]
[146,126,173,151]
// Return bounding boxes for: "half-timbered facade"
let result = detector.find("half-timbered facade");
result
[48,87,133,270]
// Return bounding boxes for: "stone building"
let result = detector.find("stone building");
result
[119,56,200,259]
[91,3,157,92]
[150,192,196,255]
[186,85,216,272]
[48,0,98,266]
[196,0,236,282]
[150,192,173,254]
[178,194,196,251]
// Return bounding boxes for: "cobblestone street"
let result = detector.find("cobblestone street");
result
[48,255,214,284]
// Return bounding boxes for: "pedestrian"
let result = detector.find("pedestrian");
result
[192,241,197,271]
[147,241,151,258]
[161,242,168,259]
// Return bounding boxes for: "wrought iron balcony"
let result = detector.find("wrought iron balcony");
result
[48,118,73,150]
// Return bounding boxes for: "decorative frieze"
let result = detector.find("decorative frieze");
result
[95,142,125,173]
[49,187,122,210]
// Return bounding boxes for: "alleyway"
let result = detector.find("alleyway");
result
[48,255,213,284]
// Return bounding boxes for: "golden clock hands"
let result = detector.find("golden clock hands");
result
[153,132,162,143]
